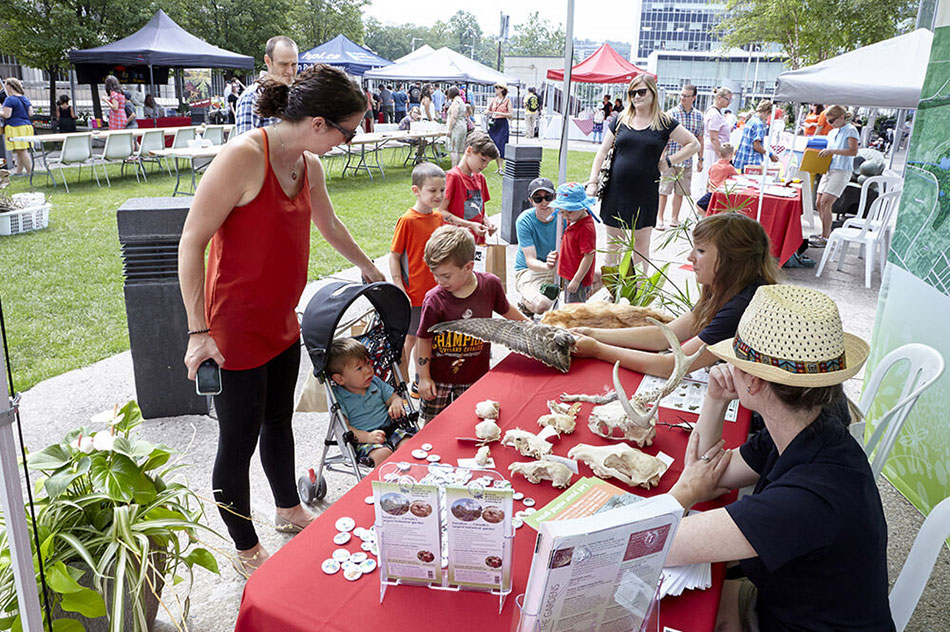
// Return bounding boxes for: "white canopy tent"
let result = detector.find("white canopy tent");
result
[363,46,519,85]
[773,29,933,107]
[394,44,434,64]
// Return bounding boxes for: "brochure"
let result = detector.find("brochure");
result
[525,477,638,530]
[372,480,443,585]
[519,494,683,632]
[444,483,514,591]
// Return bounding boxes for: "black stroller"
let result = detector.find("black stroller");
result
[296,281,419,504]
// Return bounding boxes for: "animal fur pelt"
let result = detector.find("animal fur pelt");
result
[540,302,673,330]
[427,319,574,373]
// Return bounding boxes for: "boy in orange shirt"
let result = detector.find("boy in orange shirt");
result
[390,163,446,390]
[439,132,499,244]
[696,143,738,213]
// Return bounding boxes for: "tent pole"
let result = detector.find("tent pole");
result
[149,65,155,103]
[557,0,575,185]
[889,109,907,172]
[516,85,520,144]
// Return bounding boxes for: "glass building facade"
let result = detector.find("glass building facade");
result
[636,0,727,59]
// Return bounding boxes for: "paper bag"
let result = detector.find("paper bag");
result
[485,243,507,287]
[295,373,328,413]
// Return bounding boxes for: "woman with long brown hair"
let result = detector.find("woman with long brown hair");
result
[585,74,700,268]
[178,64,384,578]
[572,212,780,377]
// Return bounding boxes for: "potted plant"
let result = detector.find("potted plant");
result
[0,401,219,632]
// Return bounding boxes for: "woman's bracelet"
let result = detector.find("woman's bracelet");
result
[187,328,210,336]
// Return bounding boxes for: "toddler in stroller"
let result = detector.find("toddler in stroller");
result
[298,281,420,504]
[327,337,416,466]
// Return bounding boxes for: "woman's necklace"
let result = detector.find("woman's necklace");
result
[275,125,298,180]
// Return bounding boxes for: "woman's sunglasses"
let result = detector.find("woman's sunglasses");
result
[532,192,555,203]
[629,88,650,98]
[325,118,358,144]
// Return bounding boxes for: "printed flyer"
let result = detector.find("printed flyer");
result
[372,480,443,585]
[444,484,513,591]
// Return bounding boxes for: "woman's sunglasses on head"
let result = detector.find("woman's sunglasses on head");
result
[532,192,555,203]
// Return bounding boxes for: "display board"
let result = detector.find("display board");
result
[867,14,950,513]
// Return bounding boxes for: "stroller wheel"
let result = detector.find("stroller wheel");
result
[298,473,327,505]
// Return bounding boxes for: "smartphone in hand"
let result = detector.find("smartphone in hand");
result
[196,359,222,396]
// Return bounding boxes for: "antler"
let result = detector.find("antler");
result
[614,318,706,428]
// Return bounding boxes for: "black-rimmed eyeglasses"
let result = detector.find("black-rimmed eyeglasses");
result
[326,118,358,144]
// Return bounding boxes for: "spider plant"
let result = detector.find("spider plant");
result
[0,401,219,632]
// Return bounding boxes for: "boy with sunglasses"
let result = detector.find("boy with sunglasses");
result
[514,177,559,316]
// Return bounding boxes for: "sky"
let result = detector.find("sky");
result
[365,0,639,45]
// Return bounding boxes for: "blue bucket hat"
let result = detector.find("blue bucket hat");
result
[550,182,601,221]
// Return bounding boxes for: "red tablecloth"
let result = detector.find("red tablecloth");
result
[709,186,803,265]
[235,355,751,632]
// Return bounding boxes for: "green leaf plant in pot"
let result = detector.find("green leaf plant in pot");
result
[0,401,219,632]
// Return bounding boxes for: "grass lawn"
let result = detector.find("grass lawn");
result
[0,144,594,391]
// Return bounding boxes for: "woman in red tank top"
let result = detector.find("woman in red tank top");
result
[179,65,384,577]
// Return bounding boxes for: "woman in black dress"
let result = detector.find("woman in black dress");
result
[585,74,700,268]
[54,95,77,133]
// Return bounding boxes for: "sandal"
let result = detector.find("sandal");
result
[231,547,268,580]
[274,511,315,534]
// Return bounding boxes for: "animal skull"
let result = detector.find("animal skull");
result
[475,400,500,419]
[475,419,502,442]
[475,445,492,466]
[501,426,557,459]
[537,401,581,435]
[589,318,704,441]
[568,443,668,489]
[508,459,574,488]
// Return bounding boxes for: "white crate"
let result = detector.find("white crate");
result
[0,203,50,236]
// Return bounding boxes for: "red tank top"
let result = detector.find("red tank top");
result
[205,128,311,370]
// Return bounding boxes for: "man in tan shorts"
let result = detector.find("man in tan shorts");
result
[514,177,559,316]
[658,84,704,229]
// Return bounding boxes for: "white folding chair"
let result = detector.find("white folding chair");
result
[201,125,225,145]
[131,129,167,180]
[46,134,93,193]
[889,496,950,631]
[843,175,903,256]
[168,127,197,175]
[852,342,945,481]
[90,132,134,187]
[815,189,901,288]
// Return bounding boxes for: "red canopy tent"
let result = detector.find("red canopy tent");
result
[547,43,655,83]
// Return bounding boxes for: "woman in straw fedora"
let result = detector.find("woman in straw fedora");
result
[665,285,893,631]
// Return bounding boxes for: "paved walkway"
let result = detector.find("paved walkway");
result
[12,200,947,631]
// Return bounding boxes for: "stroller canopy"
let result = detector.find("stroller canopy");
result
[302,282,411,375]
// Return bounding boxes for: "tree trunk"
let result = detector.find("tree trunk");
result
[47,66,57,123]
[92,84,102,122]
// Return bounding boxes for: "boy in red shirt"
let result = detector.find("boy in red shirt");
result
[551,182,599,303]
[696,143,738,213]
[390,162,446,388]
[415,226,527,423]
[439,132,499,244]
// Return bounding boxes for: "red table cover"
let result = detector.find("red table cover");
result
[709,186,803,265]
[235,355,751,632]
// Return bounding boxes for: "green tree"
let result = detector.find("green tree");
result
[286,0,368,51]
[715,0,917,69]
[508,12,565,57]
[363,17,435,61]
[166,0,292,69]
[448,10,483,53]
[0,0,157,114]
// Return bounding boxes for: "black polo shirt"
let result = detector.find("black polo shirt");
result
[727,411,894,631]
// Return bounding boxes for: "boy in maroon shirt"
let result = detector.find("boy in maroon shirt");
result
[439,132,500,244]
[552,182,599,303]
[415,226,527,423]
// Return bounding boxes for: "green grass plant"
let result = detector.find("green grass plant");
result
[0,144,592,391]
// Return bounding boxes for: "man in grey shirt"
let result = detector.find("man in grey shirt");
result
[379,84,394,123]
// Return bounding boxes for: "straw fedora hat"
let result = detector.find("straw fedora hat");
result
[708,285,869,387]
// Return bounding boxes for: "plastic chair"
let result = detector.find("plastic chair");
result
[132,129,167,180]
[90,132,134,187]
[889,496,950,631]
[854,342,945,481]
[201,125,226,145]
[46,134,93,193]
[168,127,197,176]
[815,189,901,288]
[843,175,903,256]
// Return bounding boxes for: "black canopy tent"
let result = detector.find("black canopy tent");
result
[69,9,254,117]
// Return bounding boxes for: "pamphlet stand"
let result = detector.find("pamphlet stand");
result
[374,462,514,613]
[513,579,662,632]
